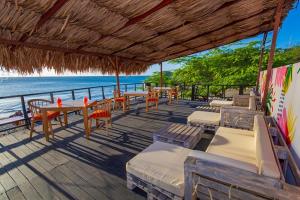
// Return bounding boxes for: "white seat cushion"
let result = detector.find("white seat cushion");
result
[210,100,233,107]
[126,142,192,197]
[187,111,220,126]
[206,127,257,173]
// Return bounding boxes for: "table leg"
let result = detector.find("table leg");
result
[63,111,68,127]
[82,107,89,138]
[42,109,49,141]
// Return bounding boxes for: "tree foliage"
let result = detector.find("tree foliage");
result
[146,41,300,87]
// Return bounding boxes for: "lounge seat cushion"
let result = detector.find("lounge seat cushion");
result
[206,127,257,173]
[209,100,233,107]
[126,141,191,197]
[187,111,220,126]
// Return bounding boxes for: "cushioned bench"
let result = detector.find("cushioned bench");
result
[187,111,220,131]
[126,141,191,199]
[188,95,257,131]
[127,115,281,200]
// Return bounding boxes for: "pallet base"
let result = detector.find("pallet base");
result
[127,173,183,200]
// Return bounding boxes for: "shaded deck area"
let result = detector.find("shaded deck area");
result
[0,100,212,200]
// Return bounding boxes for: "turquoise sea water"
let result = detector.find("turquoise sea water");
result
[0,76,147,119]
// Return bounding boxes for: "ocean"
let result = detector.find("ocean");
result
[0,76,147,119]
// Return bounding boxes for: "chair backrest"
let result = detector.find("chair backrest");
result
[94,99,112,114]
[28,99,52,115]
[113,90,123,98]
[233,95,250,107]
[147,91,159,99]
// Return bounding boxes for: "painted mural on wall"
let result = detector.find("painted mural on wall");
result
[260,62,300,166]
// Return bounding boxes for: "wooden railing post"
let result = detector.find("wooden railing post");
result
[222,85,225,98]
[191,85,196,101]
[207,85,210,101]
[20,96,30,129]
[239,85,244,95]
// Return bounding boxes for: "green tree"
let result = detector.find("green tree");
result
[145,71,174,86]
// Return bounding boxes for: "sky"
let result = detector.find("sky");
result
[0,3,299,77]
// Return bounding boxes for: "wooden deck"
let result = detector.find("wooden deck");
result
[0,100,212,200]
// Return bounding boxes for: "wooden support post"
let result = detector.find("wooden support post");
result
[159,62,163,88]
[116,71,120,94]
[256,32,268,92]
[262,0,284,111]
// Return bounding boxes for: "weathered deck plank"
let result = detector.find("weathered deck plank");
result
[0,100,206,199]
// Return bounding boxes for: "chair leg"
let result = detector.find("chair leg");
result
[30,120,35,139]
[89,119,92,134]
[96,119,99,128]
[156,101,158,110]
[146,101,149,112]
[123,101,126,112]
[58,117,63,127]
[48,121,54,139]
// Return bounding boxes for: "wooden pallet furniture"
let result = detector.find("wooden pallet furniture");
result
[220,106,263,130]
[153,123,203,149]
[126,141,192,200]
[188,95,260,131]
[184,115,300,200]
[187,111,220,132]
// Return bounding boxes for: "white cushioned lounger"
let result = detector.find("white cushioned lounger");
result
[209,99,233,107]
[126,141,192,198]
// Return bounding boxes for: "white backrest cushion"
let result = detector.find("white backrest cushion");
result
[248,96,256,110]
[254,115,280,179]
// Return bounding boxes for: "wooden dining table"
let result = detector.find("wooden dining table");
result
[153,87,172,92]
[40,100,96,141]
[123,91,149,110]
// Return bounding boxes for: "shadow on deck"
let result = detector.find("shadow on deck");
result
[0,100,212,200]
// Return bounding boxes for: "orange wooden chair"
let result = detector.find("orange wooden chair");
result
[113,90,126,111]
[88,99,112,132]
[146,91,159,112]
[168,86,180,104]
[28,99,62,139]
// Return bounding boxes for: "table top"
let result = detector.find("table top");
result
[124,91,149,96]
[155,123,203,141]
[40,100,95,109]
[153,87,172,90]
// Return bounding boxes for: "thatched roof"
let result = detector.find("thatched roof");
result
[0,0,296,74]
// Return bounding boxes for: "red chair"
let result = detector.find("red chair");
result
[146,91,159,112]
[88,99,112,132]
[28,99,62,139]
[113,90,126,112]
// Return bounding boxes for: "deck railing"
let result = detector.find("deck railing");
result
[0,82,145,132]
[0,82,255,132]
[148,83,255,100]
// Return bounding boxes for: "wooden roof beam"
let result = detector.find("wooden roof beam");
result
[19,0,70,42]
[0,38,149,65]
